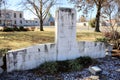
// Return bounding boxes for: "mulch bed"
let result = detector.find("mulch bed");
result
[112,49,120,58]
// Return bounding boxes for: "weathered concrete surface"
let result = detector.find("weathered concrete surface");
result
[6,41,106,72]
[77,41,106,58]
[0,67,3,73]
[6,8,107,72]
[0,57,3,66]
[105,44,113,56]
[55,8,79,60]
[0,57,3,74]
[6,43,56,72]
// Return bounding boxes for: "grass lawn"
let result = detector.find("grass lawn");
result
[0,27,103,50]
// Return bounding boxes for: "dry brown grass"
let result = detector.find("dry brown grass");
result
[0,27,102,50]
[77,31,102,41]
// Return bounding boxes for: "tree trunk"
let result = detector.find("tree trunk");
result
[39,0,44,31]
[40,17,44,31]
[95,5,101,32]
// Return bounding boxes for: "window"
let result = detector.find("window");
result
[6,13,10,18]
[35,21,37,23]
[14,13,16,18]
[26,21,28,23]
[20,13,22,18]
[14,20,16,24]
[20,20,22,24]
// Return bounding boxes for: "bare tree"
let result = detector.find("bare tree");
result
[0,0,2,18]
[69,0,113,32]
[79,15,86,22]
[102,1,120,49]
[0,0,5,17]
[115,0,120,6]
[0,0,7,26]
[0,0,5,9]
[22,0,56,31]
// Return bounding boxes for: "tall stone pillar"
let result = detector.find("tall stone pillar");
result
[55,8,79,60]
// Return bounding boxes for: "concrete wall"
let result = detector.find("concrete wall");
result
[6,43,56,72]
[6,41,106,72]
[6,8,107,72]
[55,8,79,60]
[77,41,105,58]
[0,56,4,73]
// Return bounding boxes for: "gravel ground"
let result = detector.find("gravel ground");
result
[0,56,120,80]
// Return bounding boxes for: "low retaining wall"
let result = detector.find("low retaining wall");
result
[0,54,4,73]
[6,41,106,72]
[77,41,105,58]
[6,43,56,72]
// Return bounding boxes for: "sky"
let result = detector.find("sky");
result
[6,0,96,20]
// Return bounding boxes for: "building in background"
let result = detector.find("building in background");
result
[44,12,55,26]
[0,9,55,27]
[0,9,24,26]
[24,18,40,26]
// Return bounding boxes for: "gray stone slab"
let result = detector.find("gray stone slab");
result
[89,66,102,75]
[116,69,120,72]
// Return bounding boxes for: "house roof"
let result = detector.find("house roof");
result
[47,13,54,22]
[48,16,54,22]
